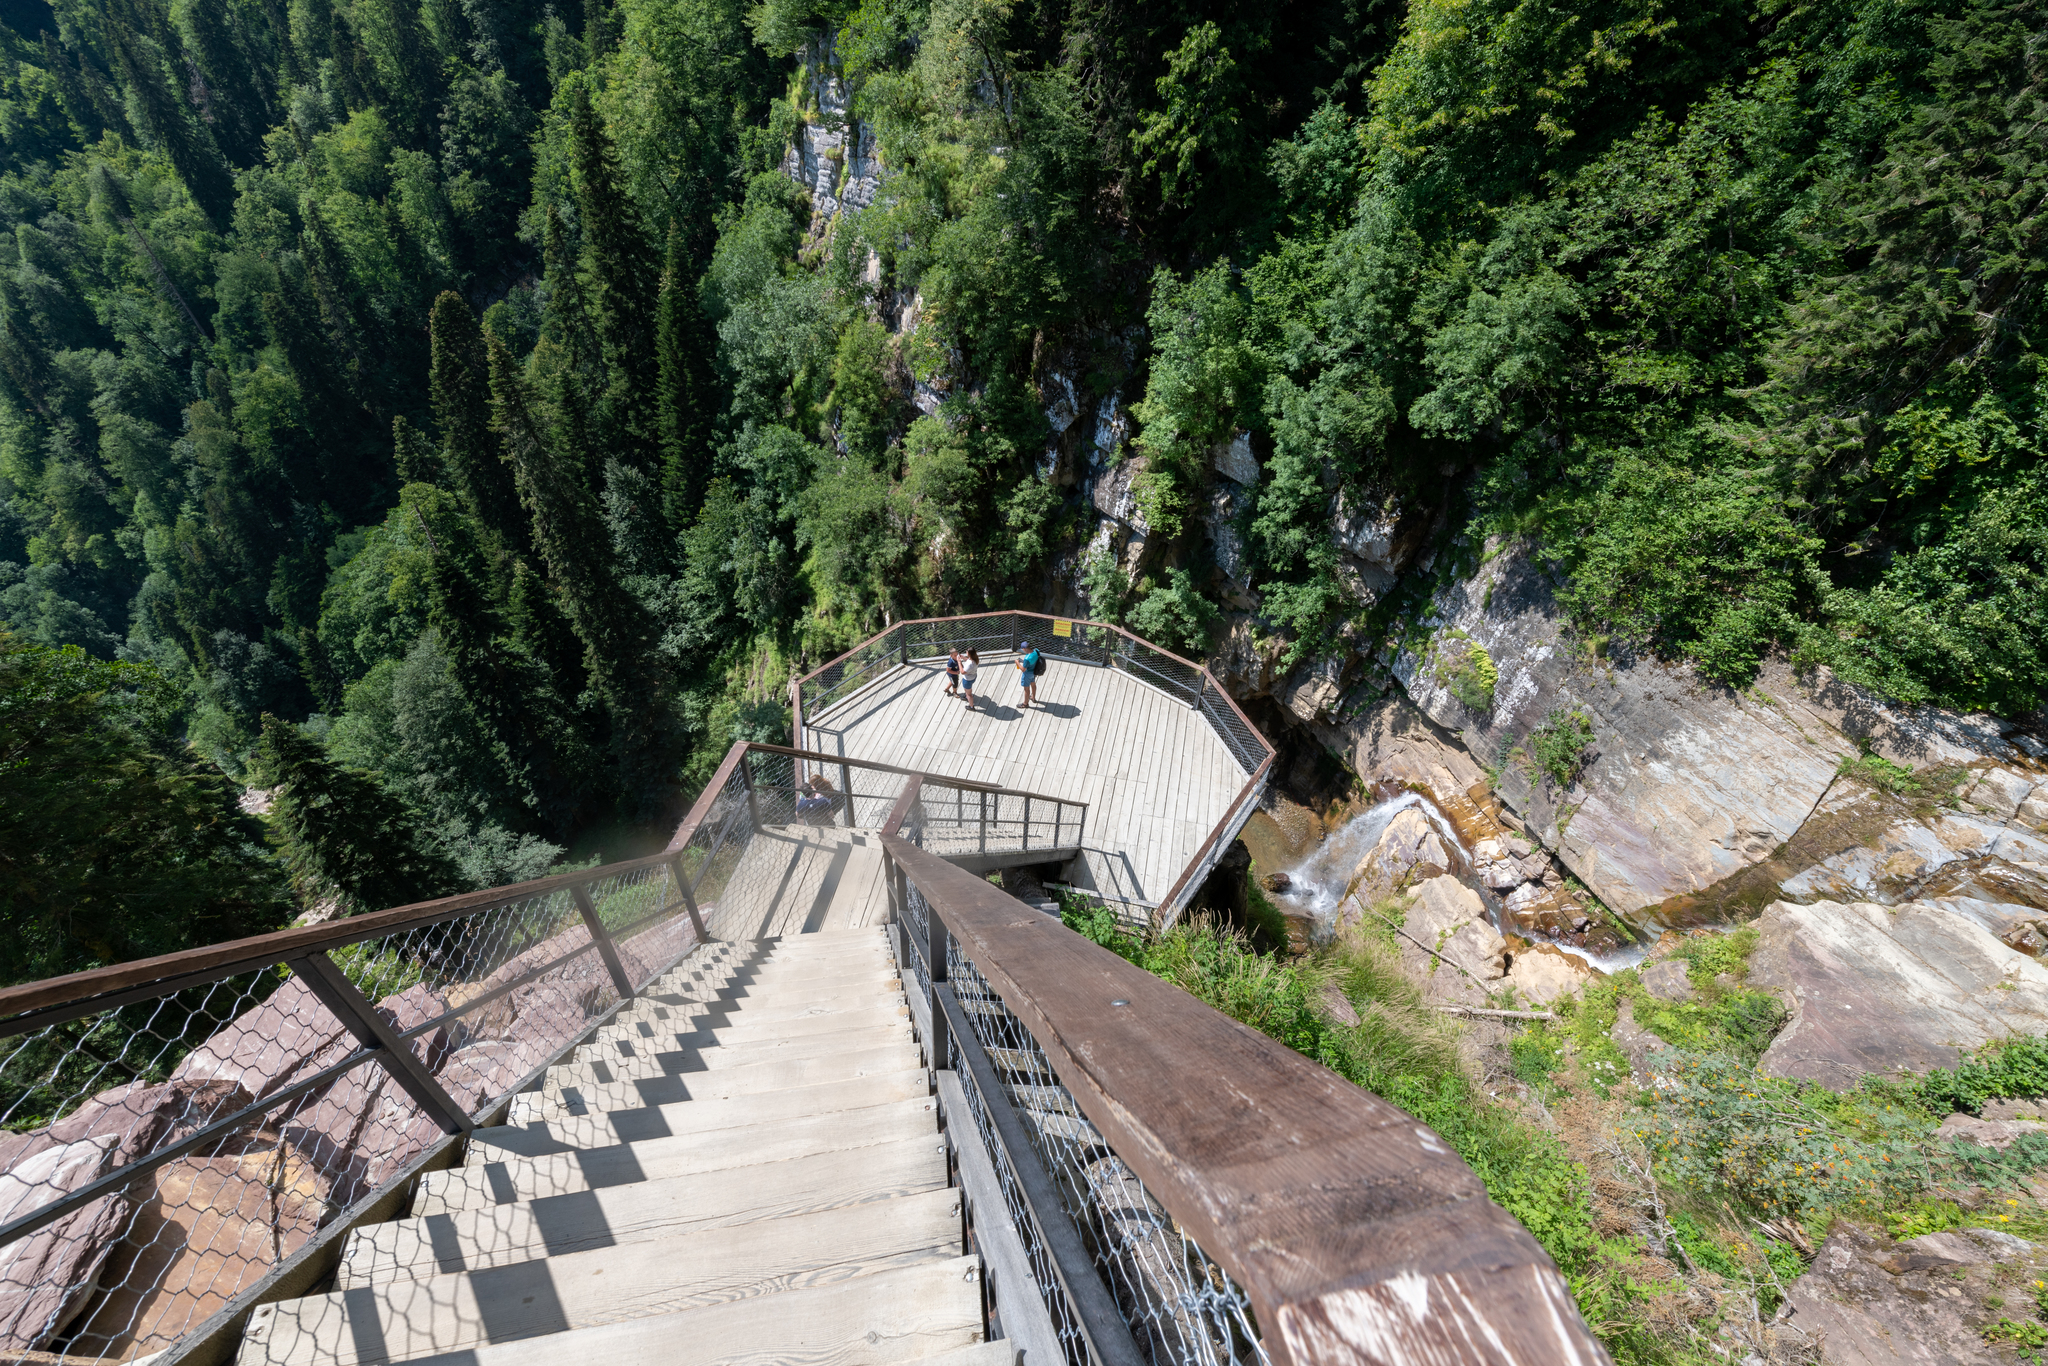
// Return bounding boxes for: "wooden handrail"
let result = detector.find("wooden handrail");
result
[0,849,682,1025]
[883,834,1606,1366]
[793,610,1273,767]
[1156,752,1276,919]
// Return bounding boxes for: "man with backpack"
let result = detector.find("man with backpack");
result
[1017,640,1047,709]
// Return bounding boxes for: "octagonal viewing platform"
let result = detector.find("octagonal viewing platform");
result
[793,612,1272,918]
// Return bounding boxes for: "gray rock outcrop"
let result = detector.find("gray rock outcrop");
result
[1750,898,2048,1088]
[1781,1221,2046,1365]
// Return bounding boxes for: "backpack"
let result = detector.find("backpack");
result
[1031,653,1048,676]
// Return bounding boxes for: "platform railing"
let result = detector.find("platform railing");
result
[0,853,707,1365]
[791,611,1277,923]
[879,795,1610,1366]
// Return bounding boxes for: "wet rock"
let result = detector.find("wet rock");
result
[1351,807,1452,899]
[1781,1221,2046,1365]
[1751,898,2048,1088]
[1480,859,1526,891]
[1639,959,1695,1002]
[1937,1113,2048,1150]
[1261,872,1292,893]
[1504,834,1535,859]
[1516,853,1551,881]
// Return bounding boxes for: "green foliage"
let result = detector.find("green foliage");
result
[251,713,465,915]
[1124,569,1221,656]
[1525,708,1595,789]
[1643,1050,1934,1219]
[0,635,291,984]
[1885,1197,1967,1241]
[1837,751,1923,796]
[1983,1319,2048,1349]
[1429,630,1497,711]
[1908,1036,2048,1117]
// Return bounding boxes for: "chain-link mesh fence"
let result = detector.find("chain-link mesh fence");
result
[940,937,1265,1366]
[0,852,703,1363]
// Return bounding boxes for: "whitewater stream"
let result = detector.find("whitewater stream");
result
[1264,791,1650,972]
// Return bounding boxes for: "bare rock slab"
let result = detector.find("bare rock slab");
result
[1750,899,2048,1089]
[1782,1220,2046,1365]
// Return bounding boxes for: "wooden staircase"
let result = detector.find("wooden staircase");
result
[237,929,1008,1366]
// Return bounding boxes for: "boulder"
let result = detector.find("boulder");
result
[1638,959,1695,1002]
[1608,997,1670,1086]
[1479,859,1526,891]
[1350,807,1452,899]
[1750,899,2048,1088]
[2022,783,2048,827]
[1781,1221,2047,1365]
[1502,943,1591,1006]
[1396,876,1507,1008]
[0,1134,137,1351]
[1936,1113,2048,1151]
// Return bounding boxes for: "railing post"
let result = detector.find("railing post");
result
[789,679,804,754]
[899,623,909,665]
[739,750,763,830]
[291,952,474,1135]
[572,882,639,1000]
[979,790,988,855]
[841,758,856,828]
[668,852,710,943]
[926,890,949,1068]
[1023,794,1031,851]
[1192,670,1207,710]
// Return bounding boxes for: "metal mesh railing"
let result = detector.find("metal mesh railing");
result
[0,858,703,1362]
[914,779,1087,859]
[922,910,1263,1366]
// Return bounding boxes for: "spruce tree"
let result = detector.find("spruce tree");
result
[540,201,600,377]
[42,32,107,142]
[430,292,529,553]
[178,0,271,165]
[655,220,716,529]
[252,714,465,915]
[508,557,587,702]
[106,18,236,231]
[566,83,658,457]
[487,331,669,790]
[393,413,445,484]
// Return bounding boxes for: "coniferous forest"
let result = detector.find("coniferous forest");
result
[0,0,2043,981]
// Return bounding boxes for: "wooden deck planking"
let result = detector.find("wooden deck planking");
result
[809,660,1250,908]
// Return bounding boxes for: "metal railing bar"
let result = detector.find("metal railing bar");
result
[571,886,638,1000]
[152,930,721,1366]
[1155,756,1274,920]
[389,940,605,1044]
[0,1045,372,1249]
[936,979,1149,1366]
[290,953,476,1135]
[0,851,682,1030]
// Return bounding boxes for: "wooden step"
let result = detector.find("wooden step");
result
[546,1023,915,1093]
[583,1000,910,1057]
[512,1064,929,1130]
[246,1189,964,1366]
[250,1254,985,1366]
[542,1042,925,1113]
[420,1099,941,1211]
[617,979,899,1023]
[619,986,906,1029]
[345,1133,950,1283]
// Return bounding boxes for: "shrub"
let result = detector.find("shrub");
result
[1525,708,1596,788]
[1430,630,1498,712]
[1837,750,1921,796]
[1910,1035,2048,1116]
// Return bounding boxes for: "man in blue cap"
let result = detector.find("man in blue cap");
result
[1016,639,1045,709]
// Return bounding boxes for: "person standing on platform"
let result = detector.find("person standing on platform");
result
[1016,640,1044,709]
[944,647,962,697]
[960,649,980,709]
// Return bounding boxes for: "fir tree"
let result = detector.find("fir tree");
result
[507,556,587,703]
[251,713,465,914]
[430,292,529,554]
[177,0,270,165]
[540,201,600,377]
[655,220,716,529]
[566,83,658,457]
[487,331,670,795]
[393,413,445,484]
[106,17,236,231]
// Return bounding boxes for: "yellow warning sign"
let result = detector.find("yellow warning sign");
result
[1052,619,1073,638]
